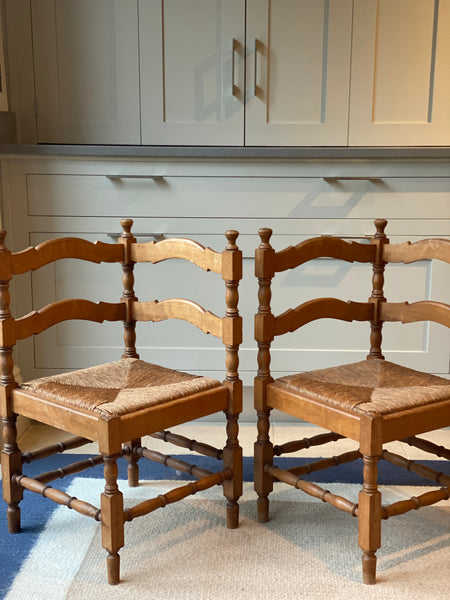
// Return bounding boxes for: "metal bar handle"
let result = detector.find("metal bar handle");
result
[323,177,381,182]
[254,38,260,96]
[106,175,164,182]
[231,38,237,97]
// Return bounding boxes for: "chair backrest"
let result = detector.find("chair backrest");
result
[0,220,242,394]
[255,218,450,366]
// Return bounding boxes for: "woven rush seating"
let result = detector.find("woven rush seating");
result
[1,220,243,585]
[254,219,450,585]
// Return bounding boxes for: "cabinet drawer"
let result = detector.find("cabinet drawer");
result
[27,174,450,220]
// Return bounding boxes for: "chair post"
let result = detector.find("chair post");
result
[358,415,382,584]
[221,230,243,529]
[367,219,389,360]
[101,453,124,585]
[254,228,275,523]
[119,220,142,486]
[0,230,22,533]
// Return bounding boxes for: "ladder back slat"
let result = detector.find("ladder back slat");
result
[380,301,450,327]
[12,238,124,274]
[383,239,450,264]
[131,299,223,338]
[274,237,376,273]
[15,299,126,340]
[130,239,223,273]
[274,298,373,337]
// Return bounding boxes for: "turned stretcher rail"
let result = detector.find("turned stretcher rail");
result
[274,431,344,456]
[21,436,92,463]
[150,429,223,459]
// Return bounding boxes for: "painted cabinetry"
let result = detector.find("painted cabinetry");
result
[5,0,450,145]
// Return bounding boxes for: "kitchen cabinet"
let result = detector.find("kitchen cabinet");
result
[30,0,140,144]
[6,0,450,146]
[349,0,450,146]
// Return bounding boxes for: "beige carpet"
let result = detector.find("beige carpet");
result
[5,480,450,600]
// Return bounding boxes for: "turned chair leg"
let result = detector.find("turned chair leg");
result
[1,416,23,533]
[222,413,242,529]
[358,454,382,584]
[101,454,124,585]
[254,409,273,523]
[125,438,141,487]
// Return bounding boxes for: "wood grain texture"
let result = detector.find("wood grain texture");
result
[383,238,450,264]
[273,298,373,336]
[11,238,124,274]
[130,238,222,273]
[15,299,125,340]
[274,237,376,273]
[131,299,222,338]
[380,300,450,327]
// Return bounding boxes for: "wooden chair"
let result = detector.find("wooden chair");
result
[0,219,242,585]
[254,219,450,584]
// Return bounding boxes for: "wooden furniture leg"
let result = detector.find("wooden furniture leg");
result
[1,416,23,533]
[101,454,124,585]
[358,453,382,584]
[222,412,242,529]
[125,438,141,487]
[254,408,273,523]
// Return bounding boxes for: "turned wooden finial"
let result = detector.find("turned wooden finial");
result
[258,228,272,246]
[225,230,239,249]
[374,219,388,238]
[120,219,134,238]
[0,230,7,250]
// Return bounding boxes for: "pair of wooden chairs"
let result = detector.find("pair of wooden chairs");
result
[1,218,449,585]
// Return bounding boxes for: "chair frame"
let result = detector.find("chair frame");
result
[1,219,243,585]
[254,219,450,584]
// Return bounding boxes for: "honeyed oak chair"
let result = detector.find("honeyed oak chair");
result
[0,220,242,585]
[254,219,450,584]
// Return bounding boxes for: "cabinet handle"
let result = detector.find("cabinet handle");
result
[107,233,165,242]
[323,177,381,183]
[254,39,261,97]
[231,38,238,97]
[106,175,164,182]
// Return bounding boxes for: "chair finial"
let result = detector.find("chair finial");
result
[374,219,388,238]
[0,230,7,250]
[120,219,134,239]
[258,228,272,247]
[225,230,239,249]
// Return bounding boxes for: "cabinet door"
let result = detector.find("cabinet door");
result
[31,0,140,144]
[245,0,353,146]
[139,0,245,145]
[349,0,450,146]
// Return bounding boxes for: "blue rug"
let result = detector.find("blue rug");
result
[1,455,448,599]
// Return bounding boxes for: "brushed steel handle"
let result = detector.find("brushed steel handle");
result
[107,233,165,242]
[323,177,381,182]
[106,175,164,181]
[254,39,261,97]
[231,38,238,97]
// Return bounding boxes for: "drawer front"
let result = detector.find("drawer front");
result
[19,231,449,386]
[27,173,450,221]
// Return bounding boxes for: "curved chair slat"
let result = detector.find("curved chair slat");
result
[274,237,376,273]
[383,239,450,264]
[130,238,223,273]
[132,298,223,338]
[12,239,124,274]
[380,301,450,327]
[15,299,125,340]
[273,298,373,336]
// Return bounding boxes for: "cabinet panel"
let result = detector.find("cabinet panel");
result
[245,0,353,145]
[31,0,140,144]
[27,174,450,221]
[139,0,245,145]
[349,0,450,145]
